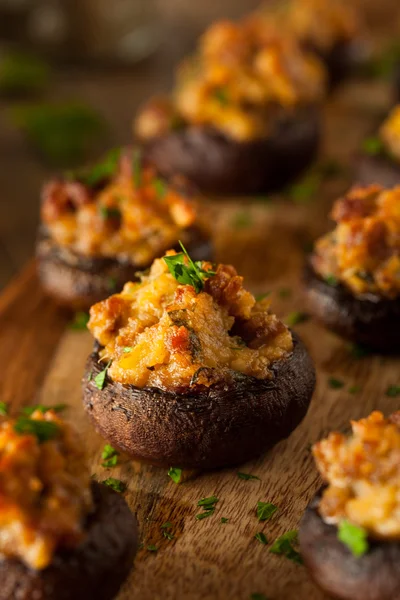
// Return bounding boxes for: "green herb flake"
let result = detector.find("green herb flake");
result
[123,346,133,353]
[288,173,321,204]
[237,472,260,481]
[87,372,93,381]
[386,385,400,397]
[213,87,229,105]
[349,343,370,359]
[269,530,303,564]
[324,274,338,286]
[0,52,50,95]
[14,417,60,443]
[69,147,121,187]
[0,402,8,416]
[161,521,173,529]
[101,444,119,468]
[99,206,121,220]
[255,532,268,545]
[349,385,361,395]
[285,311,309,327]
[257,501,278,522]
[22,404,67,416]
[69,311,89,330]
[153,178,167,199]
[147,544,158,552]
[94,361,111,391]
[198,496,219,508]
[278,287,292,299]
[362,136,384,156]
[168,467,182,484]
[232,211,252,229]
[102,477,126,494]
[220,517,229,524]
[255,293,270,302]
[161,522,174,541]
[163,242,215,293]
[328,377,345,389]
[250,594,269,600]
[338,520,369,557]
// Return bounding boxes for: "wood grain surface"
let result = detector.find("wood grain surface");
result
[1,73,399,599]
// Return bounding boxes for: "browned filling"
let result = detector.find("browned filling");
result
[41,148,203,267]
[135,16,325,143]
[88,252,293,391]
[314,411,400,540]
[311,185,400,298]
[0,410,93,570]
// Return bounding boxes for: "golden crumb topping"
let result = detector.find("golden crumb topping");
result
[135,17,325,142]
[314,411,400,540]
[269,0,360,52]
[41,148,200,267]
[88,252,293,391]
[311,185,400,298]
[0,410,93,570]
[380,105,400,162]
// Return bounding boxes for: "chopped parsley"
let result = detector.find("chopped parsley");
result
[163,241,215,293]
[386,385,400,397]
[269,530,303,564]
[196,495,219,520]
[288,173,321,204]
[285,311,309,327]
[0,402,8,416]
[168,467,182,484]
[328,377,345,389]
[349,385,361,395]
[69,311,89,330]
[257,501,278,522]
[94,360,111,390]
[153,178,167,199]
[220,517,229,524]
[102,477,126,494]
[14,417,60,443]
[161,521,173,529]
[68,147,121,187]
[338,520,369,557]
[161,523,174,540]
[123,346,133,353]
[255,532,268,545]
[22,404,67,416]
[324,274,338,286]
[101,444,119,468]
[213,87,229,105]
[362,136,384,156]
[99,206,121,220]
[147,544,158,552]
[237,472,260,481]
[232,211,252,229]
[255,292,270,302]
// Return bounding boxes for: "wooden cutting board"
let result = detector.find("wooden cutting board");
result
[1,78,399,600]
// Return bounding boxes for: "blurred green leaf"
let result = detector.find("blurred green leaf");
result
[11,102,107,166]
[0,52,50,95]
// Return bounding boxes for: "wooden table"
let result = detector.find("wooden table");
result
[1,2,400,598]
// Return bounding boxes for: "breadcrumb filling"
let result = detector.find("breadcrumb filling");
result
[88,253,293,391]
[0,411,93,570]
[41,148,199,266]
[135,17,325,142]
[311,184,400,298]
[314,411,400,540]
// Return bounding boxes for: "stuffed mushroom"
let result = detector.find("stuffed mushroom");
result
[37,147,212,310]
[356,105,400,188]
[257,0,368,86]
[0,407,138,600]
[304,184,400,352]
[82,248,315,469]
[135,19,326,195]
[300,410,400,600]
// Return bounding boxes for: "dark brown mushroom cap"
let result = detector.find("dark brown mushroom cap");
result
[303,260,400,353]
[140,108,320,195]
[0,481,139,600]
[354,152,400,188]
[36,226,213,310]
[299,489,400,600]
[82,332,315,469]
[309,39,370,88]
